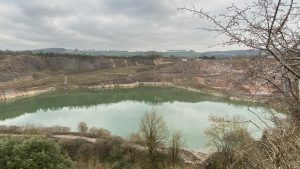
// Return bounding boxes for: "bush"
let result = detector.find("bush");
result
[78,122,88,133]
[0,125,22,134]
[58,138,91,160]
[22,124,43,135]
[0,125,71,135]
[205,115,253,168]
[127,132,144,145]
[0,137,73,169]
[94,138,118,160]
[89,127,111,137]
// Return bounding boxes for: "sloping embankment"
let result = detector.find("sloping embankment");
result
[0,53,277,101]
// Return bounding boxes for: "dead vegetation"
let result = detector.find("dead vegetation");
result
[182,0,300,168]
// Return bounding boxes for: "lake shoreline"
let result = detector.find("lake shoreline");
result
[0,84,275,158]
[0,82,265,103]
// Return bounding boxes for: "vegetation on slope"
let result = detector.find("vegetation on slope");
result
[0,137,73,169]
[0,111,202,169]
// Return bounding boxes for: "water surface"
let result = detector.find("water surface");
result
[0,87,270,151]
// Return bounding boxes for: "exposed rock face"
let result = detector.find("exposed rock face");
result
[0,87,55,100]
[0,53,277,100]
[0,54,154,74]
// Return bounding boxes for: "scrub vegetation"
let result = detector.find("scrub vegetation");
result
[0,111,195,169]
[182,0,300,168]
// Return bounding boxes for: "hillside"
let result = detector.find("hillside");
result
[31,48,261,58]
[0,52,277,101]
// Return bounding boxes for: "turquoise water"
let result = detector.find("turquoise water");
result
[0,87,270,151]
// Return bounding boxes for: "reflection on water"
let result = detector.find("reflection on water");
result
[0,87,270,151]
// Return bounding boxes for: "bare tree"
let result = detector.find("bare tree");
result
[78,121,88,133]
[181,0,300,120]
[139,110,168,168]
[181,0,300,167]
[170,131,184,166]
[205,115,253,168]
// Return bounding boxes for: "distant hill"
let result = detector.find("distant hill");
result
[163,50,199,58]
[200,49,260,57]
[33,48,67,53]
[31,48,261,58]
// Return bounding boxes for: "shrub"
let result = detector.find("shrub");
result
[89,127,111,137]
[205,115,254,168]
[22,124,43,135]
[78,122,88,133]
[0,137,73,169]
[127,132,144,145]
[59,138,89,160]
[0,125,22,134]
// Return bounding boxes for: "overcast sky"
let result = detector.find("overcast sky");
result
[0,0,246,52]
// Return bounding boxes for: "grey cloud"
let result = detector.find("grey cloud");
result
[0,0,241,51]
[101,0,176,20]
[20,3,68,18]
